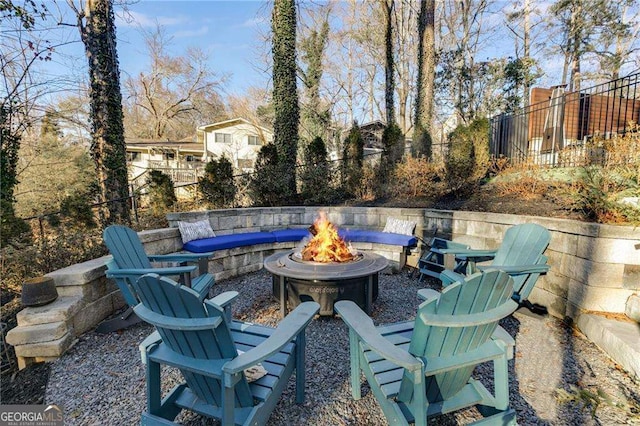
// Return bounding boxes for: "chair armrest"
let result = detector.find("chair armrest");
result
[148,252,214,263]
[209,291,239,309]
[208,291,239,323]
[477,264,550,275]
[432,247,496,258]
[334,301,422,371]
[223,301,320,374]
[106,265,197,278]
[440,269,465,286]
[417,288,440,302]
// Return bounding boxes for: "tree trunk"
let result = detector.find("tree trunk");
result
[414,0,435,158]
[383,0,395,125]
[79,0,129,225]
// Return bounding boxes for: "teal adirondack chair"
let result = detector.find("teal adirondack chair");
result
[417,237,471,282]
[132,273,320,425]
[436,223,551,312]
[335,269,519,425]
[100,225,215,332]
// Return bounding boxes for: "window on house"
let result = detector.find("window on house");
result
[163,152,175,160]
[126,152,139,162]
[248,135,261,146]
[215,133,232,144]
[185,155,200,162]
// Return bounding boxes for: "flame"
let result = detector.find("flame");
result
[302,212,354,263]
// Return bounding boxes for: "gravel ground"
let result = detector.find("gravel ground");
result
[46,269,639,425]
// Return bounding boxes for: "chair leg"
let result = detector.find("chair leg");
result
[492,352,510,411]
[146,359,162,416]
[295,332,307,404]
[349,330,362,400]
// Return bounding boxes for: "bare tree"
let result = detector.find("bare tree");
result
[383,0,395,126]
[123,25,227,140]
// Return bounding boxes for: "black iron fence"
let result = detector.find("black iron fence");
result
[490,73,640,167]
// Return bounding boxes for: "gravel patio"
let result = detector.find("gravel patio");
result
[46,269,639,425]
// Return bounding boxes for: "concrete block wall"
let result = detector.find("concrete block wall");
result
[169,207,640,320]
[7,207,639,368]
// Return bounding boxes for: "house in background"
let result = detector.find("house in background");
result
[125,118,273,188]
[197,118,273,172]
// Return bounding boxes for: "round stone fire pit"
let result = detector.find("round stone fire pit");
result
[264,250,388,317]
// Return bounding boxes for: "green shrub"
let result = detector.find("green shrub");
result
[146,170,177,215]
[341,123,364,198]
[198,156,237,208]
[562,166,640,224]
[300,137,337,205]
[249,144,290,206]
[445,117,490,192]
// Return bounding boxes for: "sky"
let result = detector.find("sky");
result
[42,0,271,98]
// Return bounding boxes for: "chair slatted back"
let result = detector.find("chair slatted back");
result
[491,223,551,267]
[133,274,254,408]
[104,225,153,270]
[401,270,514,402]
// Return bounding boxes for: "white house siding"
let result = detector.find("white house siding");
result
[202,121,273,171]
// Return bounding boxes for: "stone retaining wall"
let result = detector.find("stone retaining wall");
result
[7,207,640,369]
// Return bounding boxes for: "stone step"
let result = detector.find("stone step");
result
[16,296,83,327]
[6,320,69,346]
[13,332,76,370]
[577,314,640,379]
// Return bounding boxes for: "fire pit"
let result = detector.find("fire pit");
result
[264,213,388,316]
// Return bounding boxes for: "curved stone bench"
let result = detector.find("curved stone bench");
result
[8,207,640,376]
[180,227,418,279]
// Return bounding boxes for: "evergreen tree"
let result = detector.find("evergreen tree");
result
[300,136,332,204]
[249,144,288,206]
[198,157,237,208]
[146,170,177,215]
[272,0,300,203]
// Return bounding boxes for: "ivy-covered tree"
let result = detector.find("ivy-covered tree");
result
[72,0,130,226]
[341,122,364,198]
[198,157,237,208]
[249,143,288,206]
[300,136,333,204]
[272,0,300,203]
[146,170,177,215]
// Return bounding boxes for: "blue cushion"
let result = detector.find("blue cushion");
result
[339,229,417,247]
[271,228,312,243]
[183,232,276,253]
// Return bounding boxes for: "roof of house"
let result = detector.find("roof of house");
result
[197,117,272,134]
[126,140,203,153]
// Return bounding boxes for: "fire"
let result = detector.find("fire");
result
[302,212,354,263]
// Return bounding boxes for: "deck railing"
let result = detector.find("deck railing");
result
[490,73,640,167]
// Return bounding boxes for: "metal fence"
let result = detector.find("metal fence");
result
[490,73,640,167]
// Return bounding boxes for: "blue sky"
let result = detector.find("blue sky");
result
[41,0,270,97]
[114,1,270,94]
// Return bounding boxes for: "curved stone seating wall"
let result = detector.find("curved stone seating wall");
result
[7,207,640,370]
